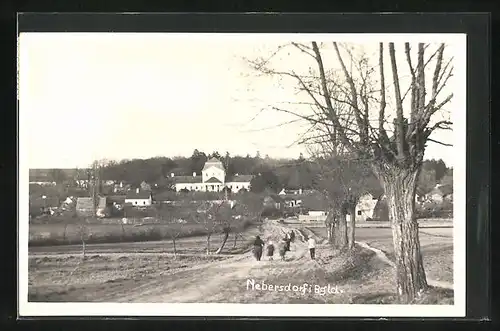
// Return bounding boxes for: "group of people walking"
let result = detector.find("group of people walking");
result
[252,230,316,261]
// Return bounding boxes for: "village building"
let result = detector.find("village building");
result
[125,188,153,206]
[308,210,327,217]
[29,169,59,186]
[140,181,152,191]
[107,195,126,207]
[415,187,427,205]
[76,196,107,217]
[278,188,303,195]
[113,181,131,193]
[284,196,303,208]
[29,196,61,216]
[426,184,453,203]
[171,157,253,193]
[355,190,389,222]
[355,192,379,222]
[29,179,57,186]
[263,194,285,210]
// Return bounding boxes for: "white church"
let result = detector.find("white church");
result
[171,157,253,193]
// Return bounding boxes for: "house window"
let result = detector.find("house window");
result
[357,211,362,215]
[143,201,146,205]
[134,201,137,205]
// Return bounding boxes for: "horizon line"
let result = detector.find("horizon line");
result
[28,156,452,170]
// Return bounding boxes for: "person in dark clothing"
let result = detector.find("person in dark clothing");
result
[253,235,265,261]
[284,236,291,252]
[289,230,295,242]
[266,240,275,261]
[308,237,316,260]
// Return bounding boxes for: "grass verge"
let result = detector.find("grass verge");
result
[29,220,255,247]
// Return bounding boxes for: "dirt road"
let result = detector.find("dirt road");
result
[104,220,338,303]
[29,221,454,304]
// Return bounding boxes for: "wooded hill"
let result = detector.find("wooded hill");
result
[29,150,452,195]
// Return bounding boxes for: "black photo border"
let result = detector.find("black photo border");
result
[7,11,491,328]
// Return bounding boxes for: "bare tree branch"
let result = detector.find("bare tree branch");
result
[332,42,368,144]
[378,43,390,144]
[428,44,445,112]
[311,42,354,150]
[238,118,304,133]
[388,43,405,159]
[291,42,316,60]
[426,138,453,147]
[426,120,453,134]
[405,42,417,119]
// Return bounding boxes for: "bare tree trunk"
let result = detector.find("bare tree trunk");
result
[172,237,177,259]
[325,210,336,246]
[206,232,211,255]
[216,231,230,254]
[120,221,126,240]
[335,211,348,250]
[82,239,86,259]
[381,168,428,303]
[328,222,335,244]
[233,232,238,248]
[326,221,332,241]
[347,209,356,251]
[63,223,68,242]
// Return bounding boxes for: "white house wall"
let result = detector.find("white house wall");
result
[225,182,251,193]
[202,166,225,183]
[175,183,206,191]
[125,198,152,206]
[355,199,378,222]
[175,181,251,193]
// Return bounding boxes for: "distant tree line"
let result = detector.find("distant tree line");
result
[417,159,454,195]
[33,150,452,196]
[94,150,323,194]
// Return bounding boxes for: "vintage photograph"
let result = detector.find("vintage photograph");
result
[18,32,466,316]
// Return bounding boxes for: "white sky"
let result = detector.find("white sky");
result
[18,33,464,169]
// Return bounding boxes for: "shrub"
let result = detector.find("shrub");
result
[261,207,282,218]
[416,201,453,218]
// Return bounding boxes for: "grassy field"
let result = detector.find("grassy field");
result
[285,217,453,228]
[29,220,253,247]
[28,254,229,302]
[27,220,454,304]
[28,234,453,304]
[307,226,454,284]
[28,225,264,302]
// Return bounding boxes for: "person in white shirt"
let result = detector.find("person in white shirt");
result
[307,237,316,260]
